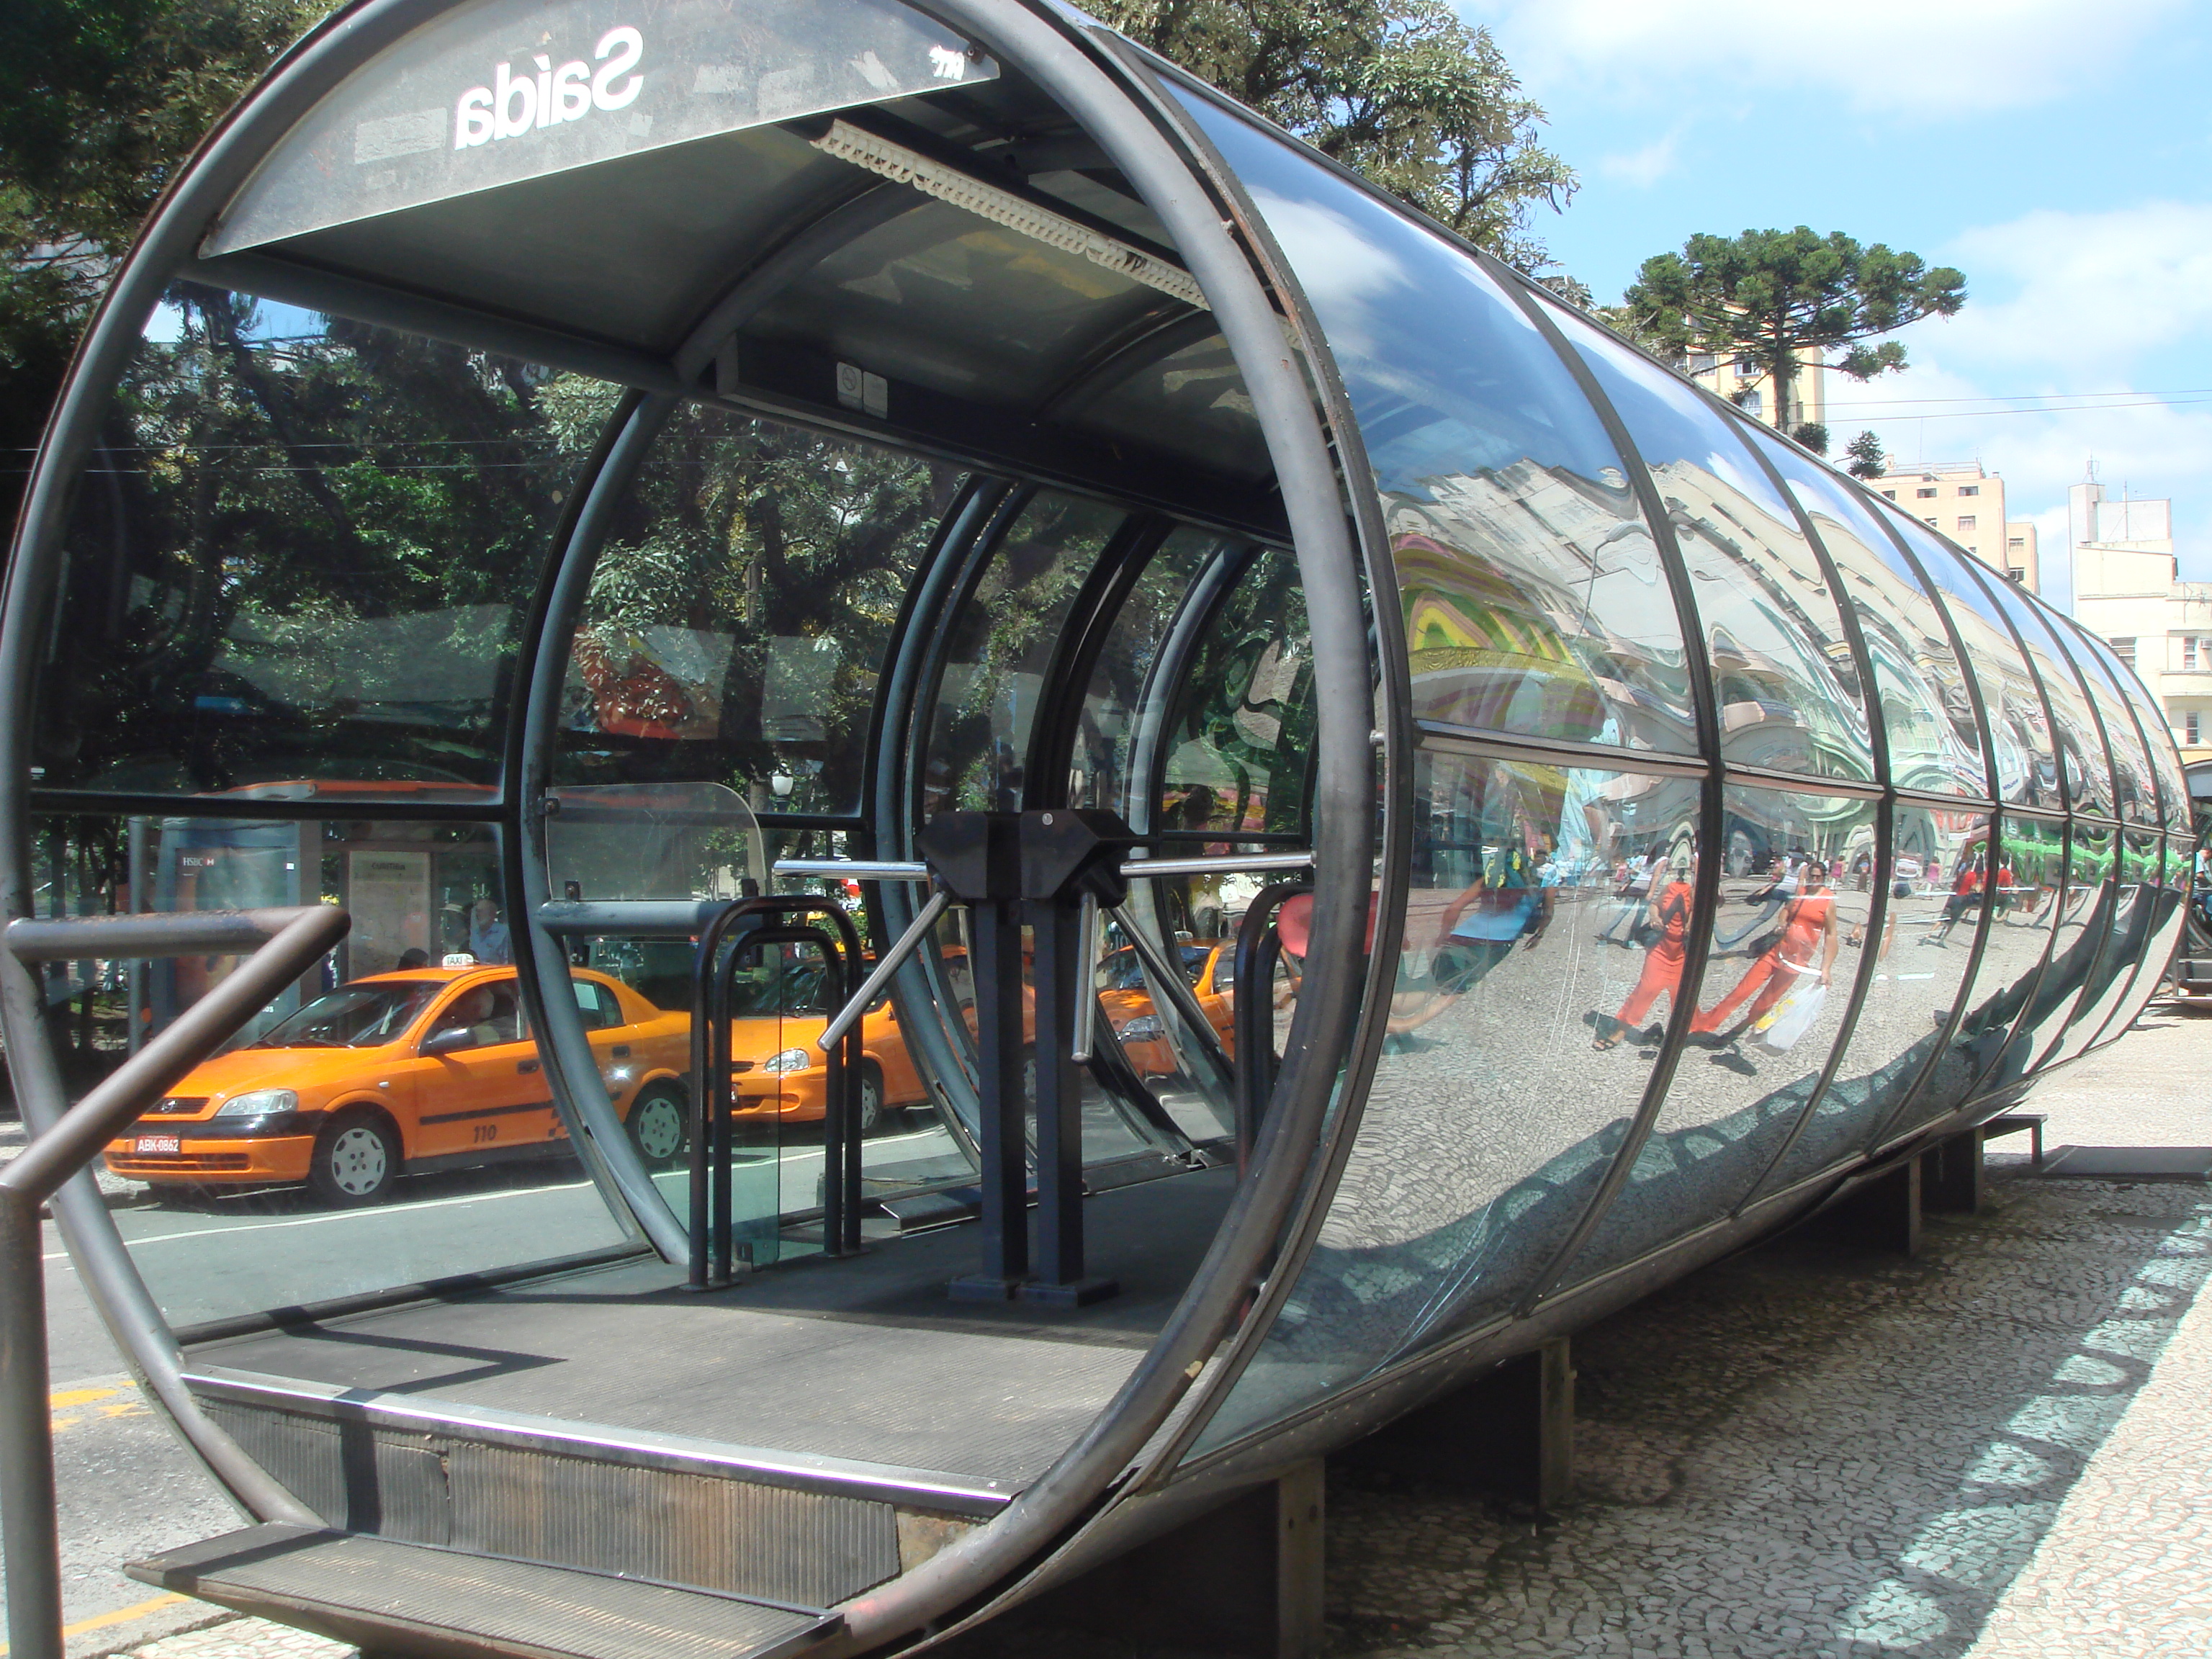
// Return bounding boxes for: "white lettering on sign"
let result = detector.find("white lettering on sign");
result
[455,26,644,150]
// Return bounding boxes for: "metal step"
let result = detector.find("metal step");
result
[128,1524,840,1659]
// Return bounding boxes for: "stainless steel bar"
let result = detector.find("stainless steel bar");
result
[1071,891,1102,1064]
[1,1191,61,1659]
[4,906,321,963]
[1,907,349,1203]
[775,859,932,881]
[817,889,949,1052]
[1118,850,1314,880]
[534,899,715,938]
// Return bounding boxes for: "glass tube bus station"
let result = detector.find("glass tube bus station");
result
[0,1,2189,1655]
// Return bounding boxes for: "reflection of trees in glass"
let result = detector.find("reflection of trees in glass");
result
[47,284,569,792]
[561,404,961,817]
[1157,547,1315,837]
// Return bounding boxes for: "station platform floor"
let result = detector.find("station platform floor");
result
[184,1164,1237,1493]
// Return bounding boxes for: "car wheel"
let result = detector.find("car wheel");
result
[855,1064,884,1138]
[626,1083,689,1169]
[308,1109,398,1207]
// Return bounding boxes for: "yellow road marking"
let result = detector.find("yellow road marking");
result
[47,1387,122,1408]
[0,1592,189,1655]
[49,1382,148,1434]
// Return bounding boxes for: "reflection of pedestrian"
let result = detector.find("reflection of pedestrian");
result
[1593,861,1694,1049]
[1388,843,1552,1038]
[469,899,513,965]
[1693,871,1838,1040]
[1714,853,1801,949]
[1595,853,1652,944]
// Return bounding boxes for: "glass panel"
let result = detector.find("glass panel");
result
[1065,332,1274,485]
[1944,815,2066,1102]
[1884,513,2060,811]
[555,402,963,813]
[1146,548,1316,840]
[1558,785,1873,1281]
[1171,94,1696,755]
[922,492,1125,817]
[1969,571,2114,819]
[1554,315,1872,783]
[2113,836,2192,1040]
[1767,810,1990,1173]
[2074,637,2160,827]
[2072,827,2162,1053]
[40,285,574,797]
[1190,748,1701,1451]
[50,814,632,1330]
[1737,426,1986,798]
[2035,819,2118,1068]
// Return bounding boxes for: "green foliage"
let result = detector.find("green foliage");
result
[1791,421,1829,457]
[1845,428,1887,480]
[1616,228,1966,429]
[0,0,320,523]
[1088,0,1575,266]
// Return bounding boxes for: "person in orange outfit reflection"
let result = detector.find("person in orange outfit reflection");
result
[1592,858,1694,1050]
[1689,865,1838,1043]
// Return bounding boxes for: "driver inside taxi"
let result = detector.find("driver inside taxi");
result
[428,984,504,1049]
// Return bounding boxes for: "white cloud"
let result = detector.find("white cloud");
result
[1487,0,2184,119]
[1596,132,1681,189]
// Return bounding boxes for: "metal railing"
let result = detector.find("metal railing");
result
[1,906,349,1659]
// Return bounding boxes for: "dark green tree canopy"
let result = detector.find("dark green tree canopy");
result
[1612,227,1965,431]
[1845,429,1887,480]
[1087,0,1575,264]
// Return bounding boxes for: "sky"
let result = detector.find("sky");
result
[1470,0,2212,611]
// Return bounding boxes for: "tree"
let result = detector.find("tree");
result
[1087,0,1575,268]
[0,0,321,526]
[1845,429,1887,480]
[1791,422,1828,457]
[1615,228,1965,433]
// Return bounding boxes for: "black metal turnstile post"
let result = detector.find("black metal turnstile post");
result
[922,809,1135,1305]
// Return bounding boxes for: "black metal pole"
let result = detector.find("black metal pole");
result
[1028,891,1084,1285]
[970,893,1030,1291]
[0,1190,61,1659]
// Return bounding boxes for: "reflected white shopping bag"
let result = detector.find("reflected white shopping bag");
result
[1748,981,1826,1055]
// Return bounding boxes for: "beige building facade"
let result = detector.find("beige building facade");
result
[1869,463,2039,591]
[2067,482,2211,765]
[1686,347,1826,436]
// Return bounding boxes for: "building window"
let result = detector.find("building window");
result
[1923,516,1938,527]
[1957,516,1977,531]
[2111,637,2137,667]
[1915,487,1938,498]
[2008,536,2026,549]
[1735,390,1763,418]
[1881,490,1897,500]
[2188,711,2202,746]
[1689,353,1716,375]
[2008,568,2026,582]
[1731,357,1756,379]
[1959,485,1980,497]
[2188,637,2203,672]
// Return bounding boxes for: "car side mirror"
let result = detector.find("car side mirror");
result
[421,1026,472,1056]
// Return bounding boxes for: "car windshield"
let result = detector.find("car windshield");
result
[727,953,833,1017]
[254,982,444,1048]
[1099,945,1210,991]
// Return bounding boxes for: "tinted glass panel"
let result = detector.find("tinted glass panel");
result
[53,814,629,1328]
[2074,638,2159,827]
[1174,96,1696,755]
[1192,747,1700,1449]
[1969,570,2113,818]
[1738,427,1987,798]
[923,493,1124,816]
[1558,784,1873,1282]
[555,402,962,813]
[1759,809,1990,1187]
[2069,826,2160,1055]
[1942,815,2065,1106]
[1885,514,2059,809]
[1555,315,1872,783]
[2031,819,2116,1067]
[41,285,571,796]
[2110,837,2190,1040]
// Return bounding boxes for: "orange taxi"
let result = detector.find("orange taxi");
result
[721,948,930,1131]
[103,966,690,1205]
[1097,940,1237,1079]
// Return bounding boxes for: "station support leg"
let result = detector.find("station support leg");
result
[1921,1128,1985,1215]
[1352,1338,1575,1514]
[950,892,1031,1300]
[1023,1461,1325,1659]
[1825,1159,1923,1255]
[1022,894,1116,1306]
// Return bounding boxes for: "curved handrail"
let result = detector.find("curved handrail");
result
[1,904,348,1659]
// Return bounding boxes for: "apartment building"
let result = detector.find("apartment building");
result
[1686,347,1826,436]
[1869,462,2039,590]
[2068,481,2211,764]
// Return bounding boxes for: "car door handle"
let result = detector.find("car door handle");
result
[610,1044,630,1058]
[518,1058,541,1074]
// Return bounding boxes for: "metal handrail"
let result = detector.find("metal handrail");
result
[1,905,348,1659]
[817,889,949,1053]
[1105,902,1234,1097]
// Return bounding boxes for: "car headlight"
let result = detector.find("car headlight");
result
[1118,1016,1164,1043]
[214,1088,298,1118]
[759,1048,811,1074]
